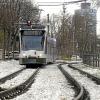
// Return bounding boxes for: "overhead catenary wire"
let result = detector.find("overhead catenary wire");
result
[38,0,87,4]
[38,0,87,6]
[38,4,62,6]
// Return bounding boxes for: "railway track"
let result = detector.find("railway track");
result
[68,64,100,85]
[58,64,90,100]
[0,68,26,85]
[0,67,39,100]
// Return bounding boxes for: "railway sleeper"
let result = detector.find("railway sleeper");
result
[0,68,26,85]
[0,68,39,99]
[0,87,6,92]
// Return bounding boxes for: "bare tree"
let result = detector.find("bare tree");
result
[49,13,73,59]
[0,0,39,59]
[73,4,97,58]
[58,14,73,58]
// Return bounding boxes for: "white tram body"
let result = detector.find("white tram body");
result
[19,24,56,65]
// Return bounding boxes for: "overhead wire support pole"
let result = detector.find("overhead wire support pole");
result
[47,14,50,36]
[63,4,66,56]
[62,3,66,34]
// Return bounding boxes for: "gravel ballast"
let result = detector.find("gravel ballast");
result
[62,64,100,100]
[12,64,75,100]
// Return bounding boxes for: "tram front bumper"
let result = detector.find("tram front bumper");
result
[19,58,46,65]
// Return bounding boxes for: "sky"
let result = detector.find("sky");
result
[33,0,100,35]
[34,0,81,17]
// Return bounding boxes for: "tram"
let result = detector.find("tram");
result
[19,23,56,65]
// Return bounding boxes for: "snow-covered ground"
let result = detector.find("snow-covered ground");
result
[56,60,100,77]
[0,60,25,78]
[0,69,35,89]
[2,60,100,100]
[62,64,100,100]
[12,64,74,100]
[72,63,100,77]
[56,60,82,64]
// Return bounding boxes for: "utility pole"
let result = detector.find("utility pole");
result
[62,4,66,34]
[62,4,66,57]
[47,14,50,35]
[2,28,6,60]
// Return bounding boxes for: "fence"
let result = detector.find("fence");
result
[0,49,2,60]
[83,54,100,67]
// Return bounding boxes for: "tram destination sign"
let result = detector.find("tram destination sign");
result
[20,29,45,36]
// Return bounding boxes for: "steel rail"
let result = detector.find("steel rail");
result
[0,68,26,84]
[0,67,39,100]
[58,64,90,100]
[68,64,100,84]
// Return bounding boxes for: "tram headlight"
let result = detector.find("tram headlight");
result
[22,53,27,57]
[39,54,42,57]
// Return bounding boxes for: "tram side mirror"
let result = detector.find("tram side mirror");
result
[41,30,45,35]
[20,30,24,35]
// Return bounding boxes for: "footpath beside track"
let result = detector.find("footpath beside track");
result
[0,67,39,100]
[58,64,90,100]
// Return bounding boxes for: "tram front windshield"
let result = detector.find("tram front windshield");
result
[21,30,44,51]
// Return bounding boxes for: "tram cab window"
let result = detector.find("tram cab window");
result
[21,30,45,51]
